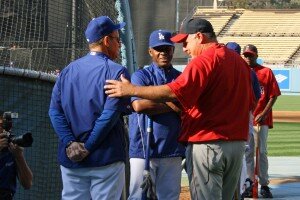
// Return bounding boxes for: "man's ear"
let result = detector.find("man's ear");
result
[148,48,153,57]
[196,32,206,44]
[102,36,110,47]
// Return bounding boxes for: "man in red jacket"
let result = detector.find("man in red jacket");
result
[243,44,281,198]
[105,18,254,199]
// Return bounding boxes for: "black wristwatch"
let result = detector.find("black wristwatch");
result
[66,141,74,148]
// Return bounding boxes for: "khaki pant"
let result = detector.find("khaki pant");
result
[186,141,245,200]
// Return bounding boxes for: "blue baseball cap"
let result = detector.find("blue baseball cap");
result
[226,42,241,55]
[85,16,126,44]
[149,30,174,48]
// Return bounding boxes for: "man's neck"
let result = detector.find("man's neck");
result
[153,63,172,70]
[89,46,111,58]
[90,46,103,53]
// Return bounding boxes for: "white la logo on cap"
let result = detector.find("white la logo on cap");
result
[158,32,165,40]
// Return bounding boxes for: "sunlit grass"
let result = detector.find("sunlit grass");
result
[268,122,300,156]
[273,95,300,111]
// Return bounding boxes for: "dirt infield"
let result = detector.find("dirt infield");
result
[179,177,300,199]
[179,111,300,199]
[270,177,300,185]
[273,111,300,123]
[179,187,191,200]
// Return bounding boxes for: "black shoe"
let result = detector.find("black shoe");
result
[241,178,253,199]
[260,186,273,198]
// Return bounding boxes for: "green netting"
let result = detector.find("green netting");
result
[0,0,118,72]
[0,74,58,200]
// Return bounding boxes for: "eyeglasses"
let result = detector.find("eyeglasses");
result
[108,36,121,43]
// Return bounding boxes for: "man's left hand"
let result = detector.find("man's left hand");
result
[8,143,24,158]
[66,142,89,162]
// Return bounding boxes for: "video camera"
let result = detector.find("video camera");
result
[2,111,33,148]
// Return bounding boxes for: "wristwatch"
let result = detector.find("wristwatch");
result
[66,141,74,148]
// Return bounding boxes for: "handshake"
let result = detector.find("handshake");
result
[66,142,89,162]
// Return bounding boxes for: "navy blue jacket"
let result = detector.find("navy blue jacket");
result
[129,63,185,159]
[49,52,130,168]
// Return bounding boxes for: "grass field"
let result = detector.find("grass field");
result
[181,96,300,187]
[180,122,300,186]
[273,95,300,111]
[269,95,300,156]
[268,122,300,156]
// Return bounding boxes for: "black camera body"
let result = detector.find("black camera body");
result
[2,112,33,148]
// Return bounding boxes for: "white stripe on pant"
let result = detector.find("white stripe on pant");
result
[128,157,182,200]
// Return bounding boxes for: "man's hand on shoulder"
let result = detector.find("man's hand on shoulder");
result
[104,74,133,97]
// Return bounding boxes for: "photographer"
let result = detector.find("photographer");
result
[0,111,33,200]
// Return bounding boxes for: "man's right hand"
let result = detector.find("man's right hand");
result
[104,74,133,97]
[254,112,266,124]
[0,133,8,151]
[66,142,89,162]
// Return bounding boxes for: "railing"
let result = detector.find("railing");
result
[0,47,88,72]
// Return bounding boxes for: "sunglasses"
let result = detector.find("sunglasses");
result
[152,45,173,52]
[108,36,121,43]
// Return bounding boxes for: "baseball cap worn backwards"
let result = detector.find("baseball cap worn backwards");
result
[226,42,241,55]
[243,44,258,56]
[149,30,174,48]
[171,18,214,43]
[85,16,126,44]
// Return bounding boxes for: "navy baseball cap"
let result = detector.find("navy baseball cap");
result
[85,16,126,44]
[226,42,241,55]
[243,44,258,56]
[149,30,174,48]
[171,18,214,43]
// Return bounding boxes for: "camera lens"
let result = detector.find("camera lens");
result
[11,132,33,147]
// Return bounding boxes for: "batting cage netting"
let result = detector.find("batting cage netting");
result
[0,0,133,199]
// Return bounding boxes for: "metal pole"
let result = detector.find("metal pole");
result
[176,0,179,31]
[71,0,76,61]
[117,0,137,74]
[142,117,154,200]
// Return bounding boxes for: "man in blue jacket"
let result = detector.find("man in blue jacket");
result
[128,30,185,200]
[49,16,130,200]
